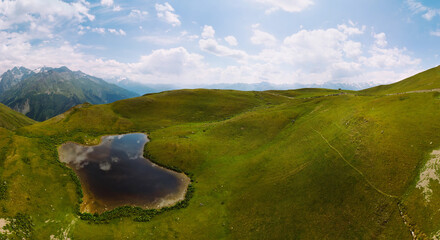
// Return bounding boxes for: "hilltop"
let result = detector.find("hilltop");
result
[361,65,440,95]
[1,67,440,239]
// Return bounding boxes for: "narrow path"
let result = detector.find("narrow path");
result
[386,88,440,96]
[265,92,349,101]
[312,128,398,199]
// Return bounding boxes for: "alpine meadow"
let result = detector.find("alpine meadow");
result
[1,0,440,239]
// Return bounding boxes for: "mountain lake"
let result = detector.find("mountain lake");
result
[58,133,190,213]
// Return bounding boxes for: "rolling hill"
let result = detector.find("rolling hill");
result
[0,103,35,130]
[361,65,440,95]
[1,67,440,239]
[0,66,138,121]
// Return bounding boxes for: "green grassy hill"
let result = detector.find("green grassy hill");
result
[1,68,440,239]
[361,65,440,95]
[0,103,35,130]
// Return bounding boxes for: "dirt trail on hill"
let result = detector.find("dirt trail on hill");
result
[312,128,398,199]
[266,92,348,100]
[386,88,440,95]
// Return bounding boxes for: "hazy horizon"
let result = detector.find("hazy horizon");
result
[0,0,439,87]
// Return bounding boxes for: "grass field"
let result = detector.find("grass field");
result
[1,67,440,239]
[0,103,35,130]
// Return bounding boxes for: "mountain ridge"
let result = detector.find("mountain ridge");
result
[0,66,138,121]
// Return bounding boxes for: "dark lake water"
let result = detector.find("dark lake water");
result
[58,133,189,213]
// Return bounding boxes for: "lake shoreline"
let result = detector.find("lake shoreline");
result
[58,133,191,214]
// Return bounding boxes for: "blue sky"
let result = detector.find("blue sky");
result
[0,0,439,86]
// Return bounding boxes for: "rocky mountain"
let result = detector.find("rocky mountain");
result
[0,66,138,121]
[0,66,35,93]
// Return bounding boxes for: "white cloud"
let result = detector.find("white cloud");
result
[360,46,420,69]
[100,0,113,7]
[337,24,365,35]
[79,26,125,36]
[108,28,126,36]
[129,9,148,19]
[198,25,247,60]
[251,28,277,47]
[135,47,203,75]
[224,36,238,46]
[249,24,420,85]
[252,0,314,13]
[155,2,181,27]
[407,0,440,20]
[281,28,349,67]
[201,25,215,39]
[374,32,387,48]
[431,30,440,37]
[91,27,106,34]
[0,0,94,40]
[0,17,421,88]
[342,41,362,58]
[199,38,248,60]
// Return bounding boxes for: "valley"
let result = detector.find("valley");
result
[0,66,440,239]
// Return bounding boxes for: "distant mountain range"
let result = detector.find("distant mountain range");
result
[110,78,376,96]
[0,66,378,121]
[0,66,138,121]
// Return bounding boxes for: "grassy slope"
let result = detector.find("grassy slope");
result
[361,65,440,95]
[0,103,35,130]
[0,76,440,239]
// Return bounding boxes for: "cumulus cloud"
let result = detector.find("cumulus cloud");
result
[0,17,421,88]
[224,36,238,46]
[201,25,215,39]
[360,47,420,69]
[251,25,277,47]
[155,2,181,27]
[337,23,365,35]
[0,0,94,41]
[252,0,314,13]
[198,25,247,60]
[250,23,420,85]
[374,32,387,48]
[199,38,248,60]
[134,47,204,76]
[0,0,94,28]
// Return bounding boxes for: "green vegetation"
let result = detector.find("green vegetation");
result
[2,67,440,238]
[361,65,440,95]
[0,103,35,130]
